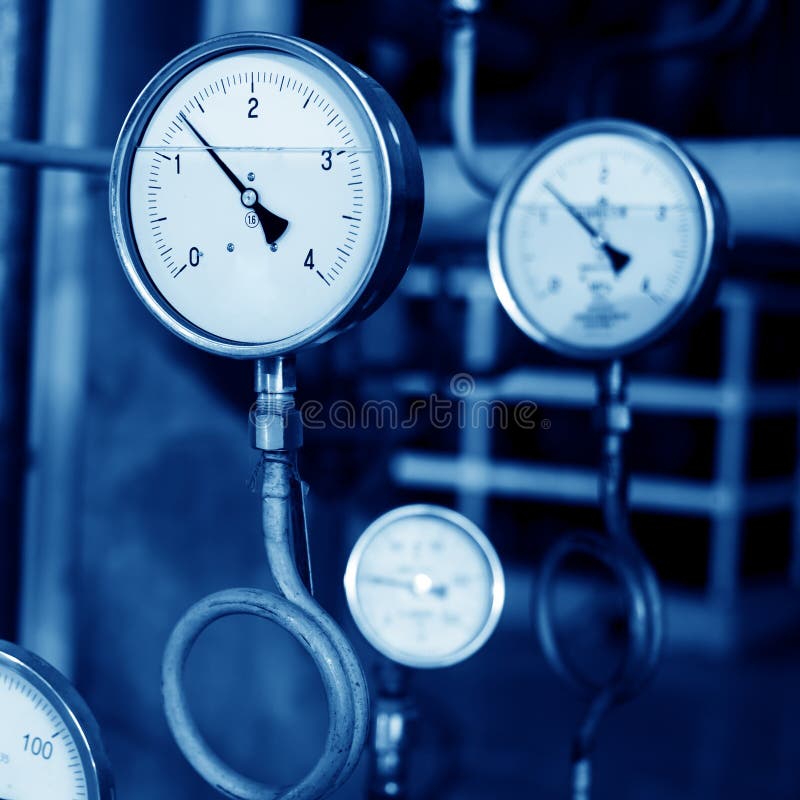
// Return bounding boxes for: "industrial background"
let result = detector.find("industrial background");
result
[2,0,800,798]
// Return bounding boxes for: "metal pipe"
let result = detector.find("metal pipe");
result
[0,139,111,172]
[201,0,301,39]
[18,0,105,678]
[255,355,369,789]
[0,0,46,642]
[163,360,369,800]
[162,587,355,800]
[1,139,797,254]
[418,142,800,253]
[367,660,414,800]
[535,361,663,800]
[443,6,500,198]
[595,360,631,542]
[260,457,369,793]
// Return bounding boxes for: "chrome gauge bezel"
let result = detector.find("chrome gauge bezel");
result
[487,118,726,360]
[110,32,423,358]
[0,640,114,800]
[344,504,505,669]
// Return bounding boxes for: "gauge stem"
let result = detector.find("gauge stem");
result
[254,355,297,414]
[595,359,631,541]
[369,659,414,800]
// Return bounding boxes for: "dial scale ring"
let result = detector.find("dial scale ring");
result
[110,33,423,358]
[344,505,505,669]
[488,119,725,360]
[0,641,114,800]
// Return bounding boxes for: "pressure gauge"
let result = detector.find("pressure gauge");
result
[0,640,114,800]
[488,119,726,360]
[344,505,505,668]
[110,32,423,358]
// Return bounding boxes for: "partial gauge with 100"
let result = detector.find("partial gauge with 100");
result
[0,640,114,800]
[110,32,423,357]
[344,505,505,668]
[488,119,726,359]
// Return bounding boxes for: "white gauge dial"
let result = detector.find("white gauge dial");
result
[111,33,423,357]
[489,120,723,359]
[0,643,113,800]
[344,506,505,668]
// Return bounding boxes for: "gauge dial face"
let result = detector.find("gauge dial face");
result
[113,35,411,355]
[344,506,505,668]
[0,651,109,800]
[489,121,719,359]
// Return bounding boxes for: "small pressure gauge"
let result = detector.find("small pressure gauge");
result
[344,505,505,668]
[0,640,114,800]
[110,32,423,358]
[488,119,726,360]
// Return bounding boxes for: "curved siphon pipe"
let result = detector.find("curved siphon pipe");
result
[444,10,502,198]
[162,587,355,800]
[260,455,371,790]
[162,403,370,799]
[535,360,663,800]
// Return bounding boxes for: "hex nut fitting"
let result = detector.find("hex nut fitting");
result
[249,409,304,451]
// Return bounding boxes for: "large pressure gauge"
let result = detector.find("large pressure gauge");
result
[110,32,423,357]
[0,640,114,800]
[345,506,505,668]
[488,119,725,359]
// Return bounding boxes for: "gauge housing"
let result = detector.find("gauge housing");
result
[344,504,505,669]
[110,32,423,358]
[488,118,727,360]
[0,640,114,800]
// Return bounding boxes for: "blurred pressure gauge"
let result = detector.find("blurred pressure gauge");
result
[0,640,114,800]
[488,119,726,359]
[344,505,505,668]
[110,32,423,357]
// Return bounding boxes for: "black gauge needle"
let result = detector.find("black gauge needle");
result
[544,181,631,273]
[179,112,289,246]
[362,574,448,598]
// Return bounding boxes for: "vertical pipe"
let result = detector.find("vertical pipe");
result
[200,0,301,38]
[19,0,105,676]
[0,0,45,641]
[710,286,752,605]
[791,394,800,587]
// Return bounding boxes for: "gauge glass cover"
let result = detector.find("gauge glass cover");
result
[111,34,422,357]
[488,120,721,359]
[0,642,112,800]
[344,505,505,668]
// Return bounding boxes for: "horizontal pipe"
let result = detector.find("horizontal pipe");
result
[0,139,111,172]
[419,140,800,251]
[370,366,799,415]
[390,452,795,516]
[2,138,798,250]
